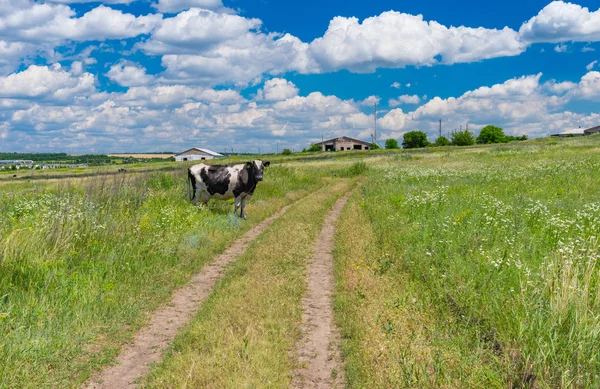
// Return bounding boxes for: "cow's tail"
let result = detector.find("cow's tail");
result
[187,168,196,202]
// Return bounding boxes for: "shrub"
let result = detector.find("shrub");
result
[385,138,400,149]
[435,136,451,146]
[370,142,381,150]
[477,125,506,144]
[451,129,476,146]
[307,144,322,152]
[281,148,292,155]
[402,131,429,148]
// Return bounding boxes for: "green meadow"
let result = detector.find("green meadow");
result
[1,136,600,388]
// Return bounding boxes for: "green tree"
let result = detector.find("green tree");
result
[385,138,400,149]
[451,129,476,146]
[370,142,381,150]
[281,148,292,155]
[505,134,528,142]
[307,144,322,152]
[402,131,429,148]
[477,125,506,144]
[435,136,451,146]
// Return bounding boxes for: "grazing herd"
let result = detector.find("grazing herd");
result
[188,160,270,219]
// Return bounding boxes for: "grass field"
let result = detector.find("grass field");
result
[1,136,600,388]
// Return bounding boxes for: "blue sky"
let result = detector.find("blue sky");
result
[0,0,599,153]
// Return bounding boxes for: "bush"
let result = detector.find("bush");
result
[385,138,400,149]
[370,142,381,150]
[307,144,322,152]
[281,148,292,155]
[477,125,506,144]
[435,136,451,146]
[451,129,476,146]
[402,131,429,148]
[505,135,528,142]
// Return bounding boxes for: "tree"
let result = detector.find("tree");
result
[451,129,476,146]
[477,125,506,144]
[402,131,429,149]
[307,144,322,152]
[385,138,400,149]
[435,136,451,146]
[370,142,381,150]
[505,134,528,142]
[281,148,292,155]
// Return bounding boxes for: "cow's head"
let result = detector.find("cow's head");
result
[246,160,270,181]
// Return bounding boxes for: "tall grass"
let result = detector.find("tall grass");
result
[0,166,320,388]
[357,139,600,387]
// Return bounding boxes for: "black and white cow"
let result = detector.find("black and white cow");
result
[187,160,271,219]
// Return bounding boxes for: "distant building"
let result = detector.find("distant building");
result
[550,128,586,137]
[584,125,600,135]
[313,136,371,151]
[175,148,224,162]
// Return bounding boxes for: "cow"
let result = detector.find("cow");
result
[187,160,270,219]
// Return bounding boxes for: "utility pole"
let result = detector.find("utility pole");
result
[258,147,260,155]
[466,123,469,131]
[439,118,442,138]
[277,142,279,154]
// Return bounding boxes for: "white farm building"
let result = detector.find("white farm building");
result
[175,148,224,162]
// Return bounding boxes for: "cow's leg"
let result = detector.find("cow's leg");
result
[199,191,210,206]
[234,196,242,217]
[240,195,251,220]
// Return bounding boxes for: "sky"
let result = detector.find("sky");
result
[0,0,599,153]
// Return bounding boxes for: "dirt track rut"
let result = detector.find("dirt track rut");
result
[292,190,353,388]
[85,201,298,389]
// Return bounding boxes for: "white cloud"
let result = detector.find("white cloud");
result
[587,60,598,71]
[307,11,526,73]
[48,0,135,3]
[520,1,600,43]
[554,43,568,52]
[141,9,260,54]
[571,71,600,100]
[155,0,226,13]
[0,2,161,52]
[257,78,299,101]
[0,64,95,101]
[107,61,154,87]
[389,94,421,106]
[406,83,412,88]
[391,82,401,89]
[379,108,408,131]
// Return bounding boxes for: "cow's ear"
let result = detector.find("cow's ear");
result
[264,161,270,167]
[246,161,253,169]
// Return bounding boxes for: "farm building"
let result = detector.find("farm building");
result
[313,136,371,151]
[584,125,600,135]
[175,148,224,162]
[550,128,587,137]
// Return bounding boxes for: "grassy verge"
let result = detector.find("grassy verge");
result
[0,165,321,388]
[334,189,503,388]
[352,137,600,387]
[143,178,355,388]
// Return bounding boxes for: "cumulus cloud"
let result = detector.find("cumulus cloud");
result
[0,4,161,43]
[307,11,526,72]
[0,64,95,101]
[107,61,155,87]
[391,82,401,89]
[520,1,600,43]
[154,0,226,13]
[257,78,299,101]
[554,44,568,52]
[389,94,421,106]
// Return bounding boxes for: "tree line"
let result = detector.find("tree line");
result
[394,125,527,149]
